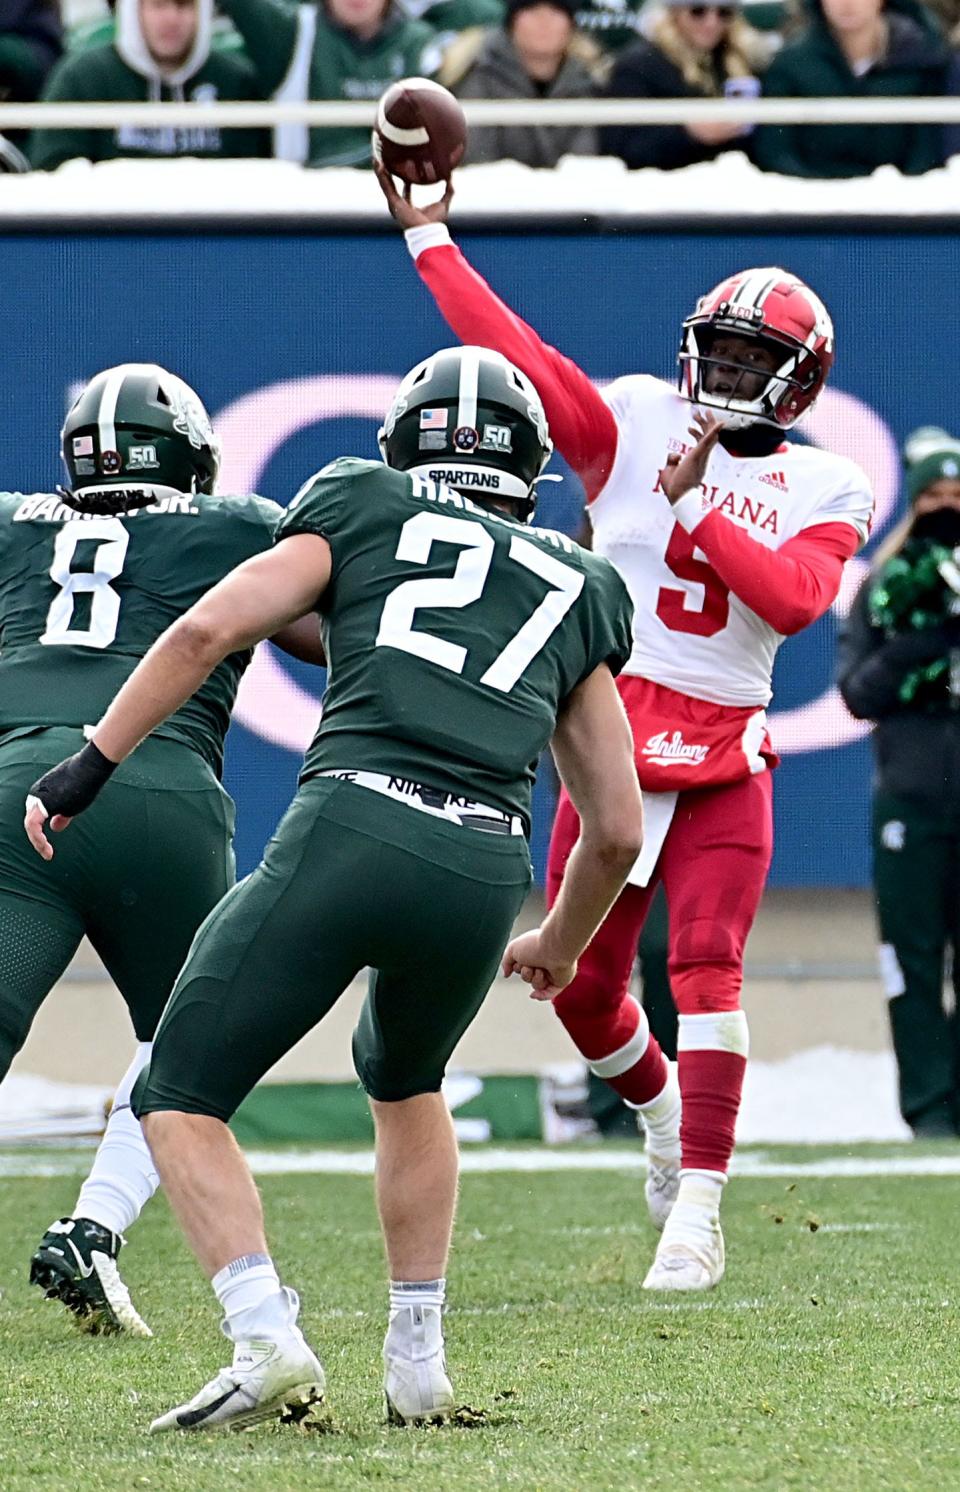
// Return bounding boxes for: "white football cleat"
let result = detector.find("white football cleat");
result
[383,1303,455,1425]
[150,1294,325,1433]
[642,1216,725,1292]
[644,1152,682,1233]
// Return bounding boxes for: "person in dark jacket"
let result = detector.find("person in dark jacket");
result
[839,430,960,1137]
[0,0,60,104]
[443,0,602,166]
[600,0,769,172]
[753,0,949,178]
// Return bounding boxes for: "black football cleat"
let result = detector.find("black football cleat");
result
[29,1216,152,1337]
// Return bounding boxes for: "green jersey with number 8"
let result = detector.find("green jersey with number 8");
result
[0,489,281,775]
[277,458,634,826]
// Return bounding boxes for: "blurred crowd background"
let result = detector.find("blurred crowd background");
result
[2,0,958,175]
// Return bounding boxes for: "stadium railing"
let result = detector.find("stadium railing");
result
[2,97,960,131]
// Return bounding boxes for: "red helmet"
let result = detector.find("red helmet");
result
[678,267,834,431]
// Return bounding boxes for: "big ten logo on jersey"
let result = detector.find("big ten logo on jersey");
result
[128,444,159,470]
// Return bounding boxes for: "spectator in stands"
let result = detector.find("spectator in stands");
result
[218,0,441,167]
[403,0,504,51]
[600,0,769,172]
[442,0,602,166]
[752,0,949,178]
[0,0,61,105]
[28,0,269,169]
[575,0,644,53]
[838,428,960,1137]
[66,0,248,62]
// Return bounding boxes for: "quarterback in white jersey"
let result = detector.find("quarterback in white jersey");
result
[378,167,872,1294]
[598,372,871,709]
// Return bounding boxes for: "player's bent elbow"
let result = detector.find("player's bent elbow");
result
[772,600,813,636]
[168,614,231,669]
[589,816,644,873]
[600,836,644,881]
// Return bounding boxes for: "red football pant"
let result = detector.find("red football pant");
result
[547,772,773,1174]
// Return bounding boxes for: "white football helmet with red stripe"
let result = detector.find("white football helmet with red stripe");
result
[678,267,834,431]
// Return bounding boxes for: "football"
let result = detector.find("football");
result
[372,78,467,186]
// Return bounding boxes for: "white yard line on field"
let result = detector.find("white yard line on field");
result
[244,1147,960,1180]
[2,1145,960,1180]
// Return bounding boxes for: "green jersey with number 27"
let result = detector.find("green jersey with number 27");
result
[277,459,634,826]
[0,489,281,775]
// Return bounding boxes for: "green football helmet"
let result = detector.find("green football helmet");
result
[379,346,553,522]
[61,364,220,512]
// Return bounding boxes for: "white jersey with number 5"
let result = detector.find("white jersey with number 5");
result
[590,375,873,709]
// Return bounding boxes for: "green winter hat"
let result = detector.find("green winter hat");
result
[904,426,960,502]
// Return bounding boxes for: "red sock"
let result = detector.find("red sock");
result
[678,1049,746,1173]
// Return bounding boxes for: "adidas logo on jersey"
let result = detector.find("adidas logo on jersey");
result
[641,731,709,768]
[758,470,789,493]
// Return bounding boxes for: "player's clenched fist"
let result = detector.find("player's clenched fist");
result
[24,741,118,859]
[501,928,578,1002]
[374,160,454,231]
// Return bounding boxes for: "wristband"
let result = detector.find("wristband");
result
[27,741,119,821]
[671,490,712,534]
[404,224,453,261]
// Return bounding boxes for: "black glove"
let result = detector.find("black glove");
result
[27,742,118,820]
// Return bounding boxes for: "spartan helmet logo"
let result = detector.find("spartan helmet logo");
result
[166,377,215,452]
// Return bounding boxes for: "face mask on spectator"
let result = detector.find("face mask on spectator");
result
[911,505,960,547]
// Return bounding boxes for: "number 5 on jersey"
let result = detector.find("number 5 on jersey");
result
[376,511,584,692]
[656,521,730,637]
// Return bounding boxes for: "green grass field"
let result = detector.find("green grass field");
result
[2,1146,959,1492]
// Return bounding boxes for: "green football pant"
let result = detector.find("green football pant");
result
[0,727,235,1079]
[873,791,960,1125]
[135,776,532,1119]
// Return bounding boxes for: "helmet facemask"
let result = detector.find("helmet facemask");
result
[678,270,834,433]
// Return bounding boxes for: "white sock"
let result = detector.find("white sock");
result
[386,1279,446,1359]
[73,1043,159,1236]
[213,1254,290,1342]
[637,1063,681,1160]
[667,1170,727,1239]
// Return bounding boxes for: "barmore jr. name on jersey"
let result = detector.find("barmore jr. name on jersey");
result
[13,494,201,523]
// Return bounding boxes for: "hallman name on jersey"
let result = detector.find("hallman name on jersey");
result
[420,477,576,553]
[652,472,781,536]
